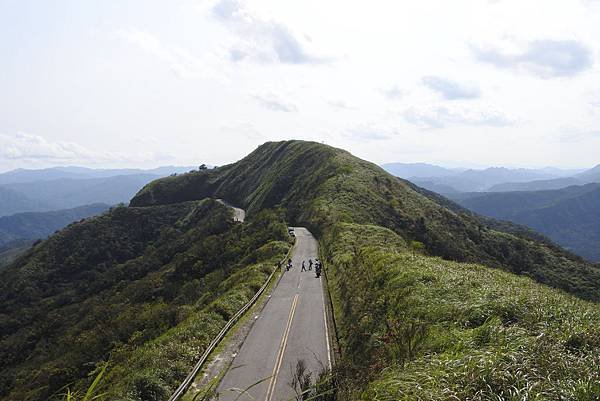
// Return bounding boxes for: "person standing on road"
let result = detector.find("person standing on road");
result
[309,259,313,270]
[301,260,307,272]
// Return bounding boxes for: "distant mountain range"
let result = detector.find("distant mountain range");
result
[382,162,600,261]
[488,165,600,192]
[0,203,110,249]
[0,166,199,217]
[380,163,462,178]
[0,165,198,185]
[448,183,600,261]
[381,162,595,193]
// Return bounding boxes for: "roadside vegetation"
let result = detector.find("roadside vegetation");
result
[0,199,290,400]
[323,222,600,400]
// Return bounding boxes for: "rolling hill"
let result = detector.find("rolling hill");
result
[1,141,598,401]
[487,164,600,192]
[488,176,582,192]
[450,183,600,261]
[0,175,157,216]
[380,162,459,178]
[132,141,598,300]
[381,162,596,193]
[410,167,559,192]
[0,203,110,249]
[0,187,45,217]
[0,200,289,400]
[0,166,201,217]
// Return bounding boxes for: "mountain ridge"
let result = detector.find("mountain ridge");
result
[1,140,598,401]
[132,140,599,300]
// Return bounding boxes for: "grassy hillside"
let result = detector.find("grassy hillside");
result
[132,140,600,301]
[0,199,290,401]
[453,184,600,261]
[0,203,110,248]
[324,223,599,400]
[128,140,599,399]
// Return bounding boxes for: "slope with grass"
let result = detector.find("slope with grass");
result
[129,140,599,400]
[0,199,290,401]
[324,223,599,400]
[132,140,599,301]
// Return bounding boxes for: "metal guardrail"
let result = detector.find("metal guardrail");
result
[168,238,295,401]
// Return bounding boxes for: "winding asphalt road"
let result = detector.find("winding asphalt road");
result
[217,199,246,222]
[216,227,331,401]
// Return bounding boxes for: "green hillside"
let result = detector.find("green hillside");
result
[130,140,599,400]
[1,140,598,401]
[0,200,290,400]
[132,140,599,301]
[325,223,599,400]
[453,184,600,261]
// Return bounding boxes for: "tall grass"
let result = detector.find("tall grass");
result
[324,222,600,400]
[61,365,106,401]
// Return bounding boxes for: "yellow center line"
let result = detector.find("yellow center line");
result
[265,293,299,401]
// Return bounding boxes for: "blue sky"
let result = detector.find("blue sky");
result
[1,0,600,171]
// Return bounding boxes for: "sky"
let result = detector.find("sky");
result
[1,0,600,172]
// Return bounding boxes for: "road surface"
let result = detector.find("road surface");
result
[216,227,330,401]
[216,199,246,222]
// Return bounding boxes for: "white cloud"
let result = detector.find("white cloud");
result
[402,105,513,129]
[210,0,326,64]
[328,100,355,110]
[421,76,481,100]
[557,126,600,143]
[252,93,298,112]
[3,1,600,170]
[0,133,173,166]
[117,28,220,79]
[381,85,405,99]
[0,133,97,161]
[472,39,593,78]
[219,121,265,139]
[343,125,394,141]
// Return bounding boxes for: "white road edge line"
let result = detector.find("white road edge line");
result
[321,278,332,370]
